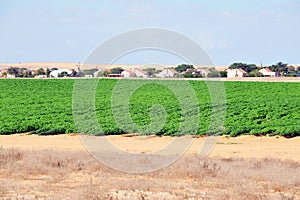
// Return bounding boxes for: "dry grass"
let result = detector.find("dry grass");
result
[0,147,299,199]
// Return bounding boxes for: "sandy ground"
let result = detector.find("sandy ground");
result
[1,134,300,199]
[1,134,299,162]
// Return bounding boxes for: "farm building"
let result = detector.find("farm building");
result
[196,68,211,77]
[6,73,15,78]
[50,69,72,78]
[259,68,277,77]
[121,69,135,78]
[120,68,148,78]
[157,68,178,78]
[133,68,148,78]
[226,68,247,78]
[34,75,47,78]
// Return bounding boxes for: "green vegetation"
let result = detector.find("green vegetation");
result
[175,64,194,73]
[227,61,300,77]
[0,79,299,137]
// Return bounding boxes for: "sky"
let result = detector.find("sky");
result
[0,0,299,66]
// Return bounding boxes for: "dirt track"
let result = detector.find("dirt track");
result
[1,134,299,161]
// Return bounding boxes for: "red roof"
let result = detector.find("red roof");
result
[237,68,247,74]
[134,68,146,74]
[169,69,178,74]
[124,69,135,76]
[264,68,272,72]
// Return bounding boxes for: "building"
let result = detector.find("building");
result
[133,68,148,78]
[50,69,73,78]
[6,73,15,78]
[121,69,135,78]
[259,68,277,77]
[226,68,247,78]
[196,68,211,77]
[156,68,178,78]
[34,75,47,78]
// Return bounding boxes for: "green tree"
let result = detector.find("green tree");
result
[207,68,220,78]
[37,68,45,75]
[219,71,227,77]
[182,71,193,78]
[20,68,32,78]
[8,67,20,76]
[269,62,288,75]
[175,64,194,73]
[248,70,263,77]
[144,68,156,76]
[110,67,124,74]
[59,71,68,77]
[229,62,257,73]
[46,68,51,77]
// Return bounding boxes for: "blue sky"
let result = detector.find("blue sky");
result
[0,0,299,66]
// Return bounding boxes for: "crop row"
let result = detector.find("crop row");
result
[0,79,299,137]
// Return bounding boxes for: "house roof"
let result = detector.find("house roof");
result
[214,66,229,72]
[134,68,146,74]
[123,69,135,76]
[197,68,210,73]
[169,69,178,74]
[264,68,273,72]
[237,68,247,74]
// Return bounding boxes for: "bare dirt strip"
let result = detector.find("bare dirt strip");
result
[1,134,299,161]
[0,134,299,199]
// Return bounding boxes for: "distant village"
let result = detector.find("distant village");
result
[0,62,299,79]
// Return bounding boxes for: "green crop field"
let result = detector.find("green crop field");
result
[0,79,299,137]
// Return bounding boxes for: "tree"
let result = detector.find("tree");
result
[182,71,194,78]
[37,68,45,75]
[99,70,110,77]
[46,68,51,77]
[175,64,194,73]
[144,68,156,77]
[20,68,32,78]
[219,71,227,77]
[229,62,257,73]
[70,69,77,77]
[248,70,263,77]
[269,62,288,75]
[207,68,220,78]
[287,65,295,73]
[110,67,124,74]
[8,67,20,76]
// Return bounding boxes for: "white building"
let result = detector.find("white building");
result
[133,68,148,78]
[259,68,277,77]
[196,68,211,77]
[121,68,148,78]
[226,68,247,78]
[121,69,135,78]
[157,68,178,78]
[50,69,73,78]
[6,74,15,78]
